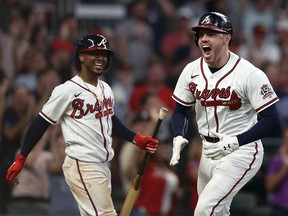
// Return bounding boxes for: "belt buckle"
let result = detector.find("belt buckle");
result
[204,136,219,143]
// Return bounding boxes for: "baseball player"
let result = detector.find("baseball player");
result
[6,34,159,216]
[169,12,281,215]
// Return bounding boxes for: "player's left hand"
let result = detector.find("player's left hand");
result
[170,136,189,166]
[203,132,239,160]
[6,154,26,185]
[133,133,159,154]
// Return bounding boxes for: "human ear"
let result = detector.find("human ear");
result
[79,53,84,62]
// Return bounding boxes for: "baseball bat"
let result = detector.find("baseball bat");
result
[119,107,168,216]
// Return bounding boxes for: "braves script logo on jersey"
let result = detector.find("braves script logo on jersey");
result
[260,84,273,99]
[188,82,242,110]
[71,97,113,119]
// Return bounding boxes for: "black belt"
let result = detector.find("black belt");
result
[203,136,220,143]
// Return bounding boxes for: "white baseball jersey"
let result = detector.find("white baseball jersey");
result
[40,75,115,163]
[172,51,279,137]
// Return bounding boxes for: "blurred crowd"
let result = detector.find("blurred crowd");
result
[0,0,288,215]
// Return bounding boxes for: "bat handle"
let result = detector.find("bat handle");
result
[152,119,163,138]
[136,117,164,177]
[137,153,149,176]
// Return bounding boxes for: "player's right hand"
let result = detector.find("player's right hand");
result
[203,132,239,160]
[6,154,26,185]
[133,133,159,154]
[170,136,189,166]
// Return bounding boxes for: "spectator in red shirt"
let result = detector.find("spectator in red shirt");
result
[132,138,180,216]
[129,60,176,115]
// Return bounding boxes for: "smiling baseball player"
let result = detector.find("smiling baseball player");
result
[169,12,281,215]
[6,34,159,216]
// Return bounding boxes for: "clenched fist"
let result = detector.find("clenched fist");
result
[133,133,159,154]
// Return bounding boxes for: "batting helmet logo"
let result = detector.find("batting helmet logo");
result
[201,15,213,25]
[96,37,107,48]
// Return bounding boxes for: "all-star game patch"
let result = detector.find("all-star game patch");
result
[260,84,273,99]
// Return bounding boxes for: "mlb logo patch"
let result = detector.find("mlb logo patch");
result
[260,84,273,99]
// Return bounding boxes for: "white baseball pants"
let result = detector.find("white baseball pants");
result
[62,155,117,216]
[194,141,264,216]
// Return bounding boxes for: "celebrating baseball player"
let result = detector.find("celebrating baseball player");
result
[169,12,281,215]
[6,34,159,216]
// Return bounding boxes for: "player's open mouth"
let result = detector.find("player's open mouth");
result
[94,61,105,68]
[202,45,212,58]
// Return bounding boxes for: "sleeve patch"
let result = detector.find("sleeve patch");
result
[260,84,274,99]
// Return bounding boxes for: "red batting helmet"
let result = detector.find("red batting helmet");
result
[192,12,233,46]
[75,34,114,71]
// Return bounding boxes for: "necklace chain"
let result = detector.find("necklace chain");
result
[78,75,105,103]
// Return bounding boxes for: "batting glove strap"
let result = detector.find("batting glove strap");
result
[204,135,239,160]
[6,154,26,184]
[170,136,189,166]
[133,133,159,154]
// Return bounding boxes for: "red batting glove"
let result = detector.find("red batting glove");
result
[133,133,159,154]
[6,154,26,185]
